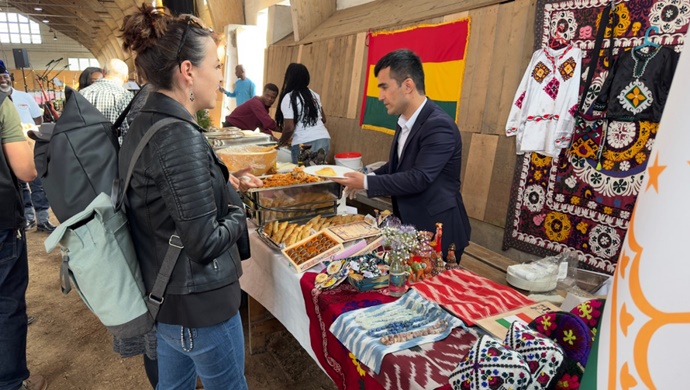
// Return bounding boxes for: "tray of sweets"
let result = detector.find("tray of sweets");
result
[281,230,344,273]
[257,214,368,250]
[326,220,380,242]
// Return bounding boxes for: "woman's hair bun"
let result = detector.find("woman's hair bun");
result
[120,3,172,54]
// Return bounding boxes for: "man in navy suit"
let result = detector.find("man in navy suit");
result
[334,49,471,257]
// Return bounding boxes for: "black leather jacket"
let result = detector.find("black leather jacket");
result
[119,92,246,295]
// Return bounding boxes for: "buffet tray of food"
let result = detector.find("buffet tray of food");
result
[242,168,342,226]
[256,214,368,250]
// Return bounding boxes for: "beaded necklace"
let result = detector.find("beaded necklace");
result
[379,319,450,346]
[631,47,661,79]
[366,308,442,337]
[355,301,425,330]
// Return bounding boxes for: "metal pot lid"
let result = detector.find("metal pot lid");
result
[204,131,244,139]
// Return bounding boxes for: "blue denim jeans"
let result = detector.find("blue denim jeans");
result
[20,178,50,223]
[291,138,331,164]
[0,229,29,390]
[156,312,247,390]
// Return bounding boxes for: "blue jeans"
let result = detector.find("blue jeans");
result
[156,312,247,390]
[291,138,330,164]
[0,229,29,390]
[20,178,50,223]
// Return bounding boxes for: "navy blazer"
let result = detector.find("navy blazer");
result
[367,100,471,255]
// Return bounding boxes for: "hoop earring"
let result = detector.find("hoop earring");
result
[189,90,195,102]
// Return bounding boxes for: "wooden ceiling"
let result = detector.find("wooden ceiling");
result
[7,0,245,65]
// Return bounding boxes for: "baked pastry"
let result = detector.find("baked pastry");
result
[315,167,337,177]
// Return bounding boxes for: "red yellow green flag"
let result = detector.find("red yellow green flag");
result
[360,19,471,134]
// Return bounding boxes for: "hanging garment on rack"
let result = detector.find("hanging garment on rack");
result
[506,45,582,157]
[593,46,679,121]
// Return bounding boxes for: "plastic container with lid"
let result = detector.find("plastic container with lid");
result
[334,152,362,171]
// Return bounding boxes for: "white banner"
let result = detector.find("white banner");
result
[596,32,690,388]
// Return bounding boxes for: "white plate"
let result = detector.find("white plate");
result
[303,165,356,179]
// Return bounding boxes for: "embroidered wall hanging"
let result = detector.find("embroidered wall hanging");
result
[503,0,688,274]
[360,19,471,134]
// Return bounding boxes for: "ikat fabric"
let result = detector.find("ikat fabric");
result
[506,46,582,157]
[329,289,466,374]
[412,268,534,326]
[449,335,533,390]
[504,0,689,274]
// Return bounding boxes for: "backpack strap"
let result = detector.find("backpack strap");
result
[113,116,182,319]
[112,87,142,137]
[114,117,179,210]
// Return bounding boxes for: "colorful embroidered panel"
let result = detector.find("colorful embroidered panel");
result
[360,19,471,135]
[504,0,689,274]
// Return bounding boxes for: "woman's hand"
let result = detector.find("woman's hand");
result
[231,166,264,192]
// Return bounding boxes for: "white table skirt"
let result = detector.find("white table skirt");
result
[239,228,325,370]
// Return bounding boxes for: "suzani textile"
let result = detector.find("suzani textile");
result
[504,0,689,274]
[360,19,470,134]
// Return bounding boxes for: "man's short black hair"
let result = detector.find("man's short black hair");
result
[374,49,425,94]
[264,83,279,93]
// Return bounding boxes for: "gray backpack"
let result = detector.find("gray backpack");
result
[44,118,182,339]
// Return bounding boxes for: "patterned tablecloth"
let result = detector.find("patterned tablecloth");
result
[241,230,480,390]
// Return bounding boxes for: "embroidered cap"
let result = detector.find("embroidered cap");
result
[0,60,8,75]
[504,321,565,389]
[449,335,533,390]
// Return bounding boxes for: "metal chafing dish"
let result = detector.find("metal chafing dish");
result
[242,179,342,227]
[204,128,272,150]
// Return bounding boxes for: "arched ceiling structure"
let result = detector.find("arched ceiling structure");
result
[7,0,245,65]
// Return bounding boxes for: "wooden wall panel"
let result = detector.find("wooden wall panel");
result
[457,5,499,133]
[346,32,367,119]
[481,1,514,134]
[460,130,472,190]
[490,0,537,135]
[300,0,505,44]
[328,116,392,164]
[483,135,518,227]
[462,133,499,220]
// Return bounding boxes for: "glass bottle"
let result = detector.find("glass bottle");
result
[388,250,407,297]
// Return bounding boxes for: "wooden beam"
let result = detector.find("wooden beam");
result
[290,0,336,42]
[299,0,505,44]
[206,0,244,32]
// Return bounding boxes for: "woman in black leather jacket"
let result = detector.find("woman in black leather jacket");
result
[119,5,249,389]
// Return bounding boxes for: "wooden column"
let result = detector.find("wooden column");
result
[290,0,336,42]
[206,0,245,32]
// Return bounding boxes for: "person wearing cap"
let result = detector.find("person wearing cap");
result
[0,61,48,390]
[0,61,55,233]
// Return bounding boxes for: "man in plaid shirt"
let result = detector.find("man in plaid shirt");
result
[79,59,133,141]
